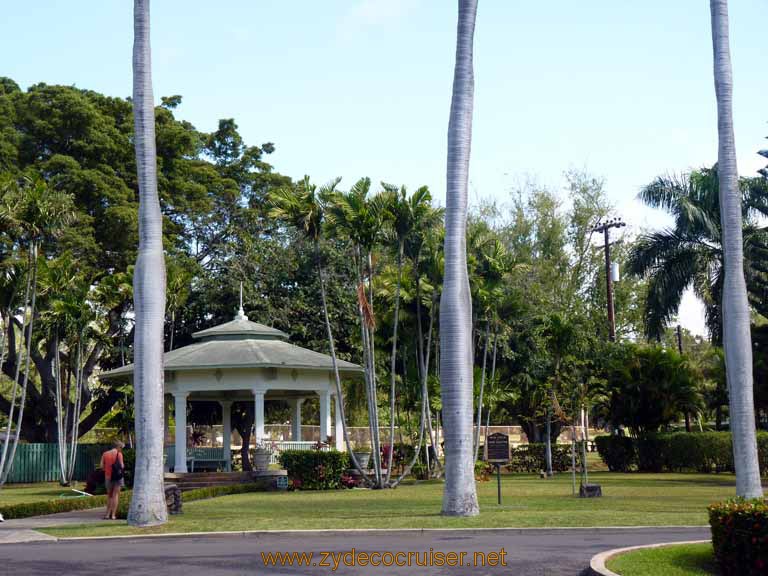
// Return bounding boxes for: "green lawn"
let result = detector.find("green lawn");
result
[40,472,733,538]
[0,482,88,506]
[607,543,716,576]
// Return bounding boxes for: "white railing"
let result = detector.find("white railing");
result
[269,440,330,464]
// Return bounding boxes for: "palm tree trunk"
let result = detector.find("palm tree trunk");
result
[570,424,576,495]
[356,255,382,486]
[128,0,169,526]
[0,250,33,485]
[709,0,762,498]
[67,339,85,483]
[316,243,370,481]
[386,241,404,483]
[391,297,436,486]
[545,405,553,477]
[2,244,39,484]
[366,252,383,486]
[440,0,479,517]
[169,310,175,351]
[54,334,67,485]
[473,320,490,462]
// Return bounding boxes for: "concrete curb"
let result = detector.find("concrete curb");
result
[43,525,710,543]
[588,539,710,576]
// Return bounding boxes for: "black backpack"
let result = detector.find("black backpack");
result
[111,451,124,481]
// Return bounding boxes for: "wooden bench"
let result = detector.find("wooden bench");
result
[164,446,229,472]
[187,447,228,472]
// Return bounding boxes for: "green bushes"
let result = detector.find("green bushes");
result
[709,499,768,575]
[594,435,635,472]
[596,432,767,474]
[278,450,349,490]
[506,443,577,473]
[0,493,109,520]
[2,481,273,521]
[115,483,267,518]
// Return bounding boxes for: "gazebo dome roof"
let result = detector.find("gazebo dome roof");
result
[192,311,289,341]
[100,308,362,379]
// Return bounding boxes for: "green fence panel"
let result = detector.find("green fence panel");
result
[7,443,109,483]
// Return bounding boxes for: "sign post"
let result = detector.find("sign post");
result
[486,432,510,505]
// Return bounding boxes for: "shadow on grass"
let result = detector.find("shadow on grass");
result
[669,545,717,575]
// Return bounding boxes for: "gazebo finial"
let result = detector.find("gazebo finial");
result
[236,281,248,321]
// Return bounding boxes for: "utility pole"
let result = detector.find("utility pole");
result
[593,218,626,341]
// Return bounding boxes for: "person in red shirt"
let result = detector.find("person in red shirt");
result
[100,440,125,520]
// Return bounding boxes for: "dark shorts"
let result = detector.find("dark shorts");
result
[105,478,124,491]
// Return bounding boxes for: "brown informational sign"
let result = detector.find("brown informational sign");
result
[486,432,509,462]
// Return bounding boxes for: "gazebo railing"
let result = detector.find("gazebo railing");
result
[165,441,329,469]
[269,440,328,464]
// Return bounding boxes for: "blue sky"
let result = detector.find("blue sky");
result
[3,1,768,335]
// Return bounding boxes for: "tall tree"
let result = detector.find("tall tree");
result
[267,177,369,479]
[440,0,480,517]
[327,178,388,487]
[0,176,74,486]
[709,0,762,498]
[128,0,168,526]
[626,167,768,341]
[381,184,434,483]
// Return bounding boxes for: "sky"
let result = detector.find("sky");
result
[3,1,768,336]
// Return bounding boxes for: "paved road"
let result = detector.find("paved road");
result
[0,527,709,576]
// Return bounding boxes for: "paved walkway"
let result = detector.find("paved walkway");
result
[1,526,710,575]
[0,507,105,543]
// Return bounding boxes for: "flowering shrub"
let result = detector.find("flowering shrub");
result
[709,498,768,575]
[278,450,349,490]
[340,473,362,488]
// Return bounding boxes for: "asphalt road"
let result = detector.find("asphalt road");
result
[0,527,710,576]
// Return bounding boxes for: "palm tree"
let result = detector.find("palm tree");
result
[38,253,96,485]
[0,176,74,486]
[380,184,432,482]
[627,167,768,341]
[440,0,480,517]
[128,0,169,526]
[327,178,388,487]
[267,177,370,479]
[472,238,510,462]
[709,0,762,498]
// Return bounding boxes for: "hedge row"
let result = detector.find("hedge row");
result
[116,482,268,518]
[709,499,768,575]
[2,481,272,521]
[0,492,111,520]
[595,432,768,474]
[506,443,582,473]
[278,450,349,490]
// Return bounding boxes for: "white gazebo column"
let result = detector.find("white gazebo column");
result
[290,399,304,441]
[253,388,266,442]
[163,395,171,472]
[318,389,332,444]
[173,392,188,473]
[164,395,171,445]
[220,400,233,472]
[334,394,344,451]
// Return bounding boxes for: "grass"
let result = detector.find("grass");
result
[0,482,89,506]
[39,472,734,538]
[606,543,716,576]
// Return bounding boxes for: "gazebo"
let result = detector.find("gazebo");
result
[100,305,362,473]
